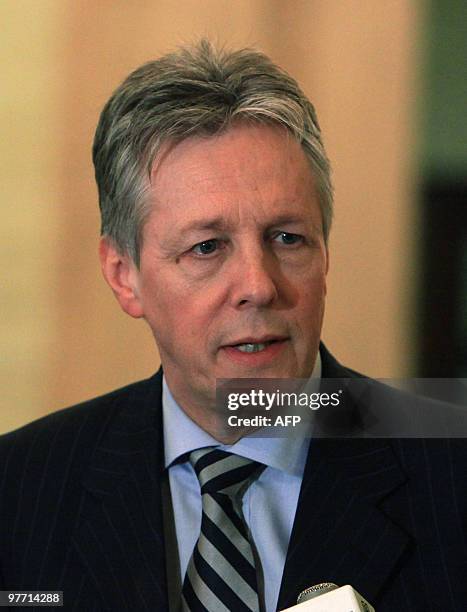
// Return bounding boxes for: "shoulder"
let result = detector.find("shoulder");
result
[320,347,467,525]
[0,371,162,472]
[320,344,467,438]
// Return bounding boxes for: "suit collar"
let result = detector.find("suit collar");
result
[82,341,335,499]
[82,341,346,498]
[320,342,360,378]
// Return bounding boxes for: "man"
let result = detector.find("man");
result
[1,41,466,611]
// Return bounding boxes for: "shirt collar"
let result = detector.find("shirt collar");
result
[163,351,321,476]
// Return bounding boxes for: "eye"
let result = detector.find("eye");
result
[191,239,219,256]
[273,232,303,246]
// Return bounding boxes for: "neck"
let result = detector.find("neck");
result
[179,402,255,444]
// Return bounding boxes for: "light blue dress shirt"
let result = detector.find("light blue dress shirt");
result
[162,354,320,612]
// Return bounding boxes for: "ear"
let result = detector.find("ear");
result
[99,237,144,318]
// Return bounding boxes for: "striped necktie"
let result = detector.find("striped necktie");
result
[181,447,264,612]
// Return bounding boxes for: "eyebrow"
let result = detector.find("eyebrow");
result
[178,217,228,233]
[178,213,310,234]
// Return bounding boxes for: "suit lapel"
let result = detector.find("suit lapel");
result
[277,346,411,610]
[72,371,169,611]
[277,437,409,610]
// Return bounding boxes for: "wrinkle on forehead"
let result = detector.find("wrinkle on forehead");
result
[151,124,307,192]
[145,123,320,238]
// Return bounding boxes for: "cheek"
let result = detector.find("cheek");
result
[145,285,219,343]
[296,275,327,320]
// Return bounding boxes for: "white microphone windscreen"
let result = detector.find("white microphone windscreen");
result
[280,584,375,611]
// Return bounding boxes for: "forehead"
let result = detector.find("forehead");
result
[147,123,319,227]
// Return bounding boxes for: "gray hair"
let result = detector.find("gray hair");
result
[93,40,333,266]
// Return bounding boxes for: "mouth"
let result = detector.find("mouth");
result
[220,336,289,365]
[230,339,284,353]
[235,342,271,353]
[224,335,288,351]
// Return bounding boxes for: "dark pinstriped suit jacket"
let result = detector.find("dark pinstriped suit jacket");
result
[1,346,466,611]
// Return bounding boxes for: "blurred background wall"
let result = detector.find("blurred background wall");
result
[1,1,465,434]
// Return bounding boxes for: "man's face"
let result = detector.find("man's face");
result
[129,124,328,415]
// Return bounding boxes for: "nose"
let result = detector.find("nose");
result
[229,245,279,308]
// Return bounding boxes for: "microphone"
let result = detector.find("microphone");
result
[280,582,375,611]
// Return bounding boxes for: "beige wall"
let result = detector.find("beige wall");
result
[1,1,420,434]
